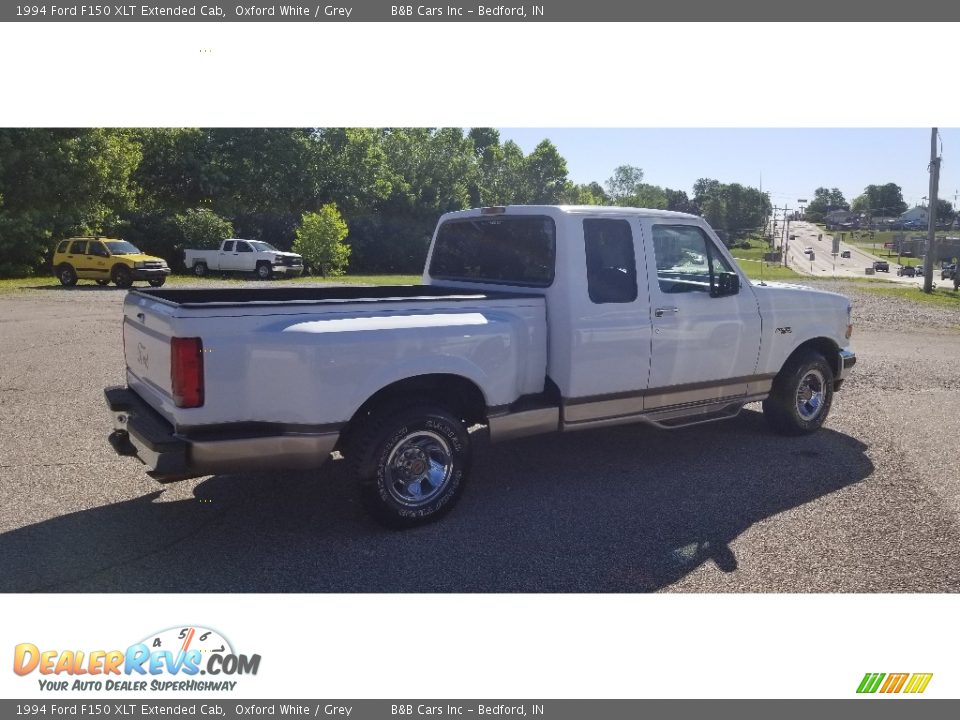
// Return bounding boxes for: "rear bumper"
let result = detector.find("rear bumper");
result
[105,386,190,479]
[104,386,338,481]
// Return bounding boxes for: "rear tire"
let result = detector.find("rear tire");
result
[351,404,471,529]
[148,277,166,288]
[193,262,208,277]
[57,264,78,287]
[763,349,834,435]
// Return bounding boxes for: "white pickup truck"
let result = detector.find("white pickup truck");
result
[183,239,304,279]
[106,205,856,527]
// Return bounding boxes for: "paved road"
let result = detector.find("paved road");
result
[1,280,959,592]
[781,221,930,284]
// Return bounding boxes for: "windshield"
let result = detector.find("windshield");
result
[104,241,142,255]
[249,241,279,252]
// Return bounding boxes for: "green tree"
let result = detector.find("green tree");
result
[174,208,233,250]
[692,178,769,234]
[858,183,907,217]
[605,165,645,202]
[523,140,569,204]
[665,188,697,214]
[805,187,849,222]
[559,182,607,205]
[0,129,141,277]
[293,204,350,276]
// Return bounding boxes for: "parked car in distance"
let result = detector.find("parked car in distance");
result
[53,237,170,288]
[897,266,916,277]
[184,239,304,280]
[941,264,956,280]
[803,247,814,255]
[914,265,924,276]
[873,260,890,272]
[840,250,852,258]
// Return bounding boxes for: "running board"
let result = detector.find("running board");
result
[643,402,744,430]
[562,393,767,433]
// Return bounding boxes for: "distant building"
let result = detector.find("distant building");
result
[899,207,929,224]
[824,210,859,229]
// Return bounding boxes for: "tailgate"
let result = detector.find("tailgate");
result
[123,295,176,399]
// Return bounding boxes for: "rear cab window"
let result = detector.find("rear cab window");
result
[223,241,234,252]
[429,216,556,287]
[56,241,69,254]
[69,240,88,255]
[583,218,637,304]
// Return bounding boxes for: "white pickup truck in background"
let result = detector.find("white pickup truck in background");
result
[107,205,856,528]
[183,239,304,279]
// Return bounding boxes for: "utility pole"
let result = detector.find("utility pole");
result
[924,128,940,293]
[779,205,792,267]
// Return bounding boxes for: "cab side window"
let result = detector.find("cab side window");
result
[69,240,88,255]
[222,241,234,252]
[89,242,109,258]
[583,219,637,304]
[652,224,734,294]
[236,242,252,253]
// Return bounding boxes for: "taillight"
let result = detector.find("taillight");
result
[170,337,204,408]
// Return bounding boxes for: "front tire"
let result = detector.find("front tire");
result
[763,349,834,435]
[112,265,133,289]
[351,404,471,529]
[256,262,272,280]
[57,264,78,287]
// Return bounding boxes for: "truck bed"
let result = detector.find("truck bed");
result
[135,284,541,308]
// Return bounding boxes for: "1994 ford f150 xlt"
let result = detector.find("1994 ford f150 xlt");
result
[105,205,856,527]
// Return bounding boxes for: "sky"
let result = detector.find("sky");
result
[497,128,960,212]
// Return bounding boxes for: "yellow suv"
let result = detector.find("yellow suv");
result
[52,238,171,288]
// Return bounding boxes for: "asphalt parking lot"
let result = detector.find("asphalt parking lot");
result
[1,279,959,592]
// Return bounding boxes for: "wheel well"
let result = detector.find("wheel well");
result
[784,337,841,377]
[339,374,487,450]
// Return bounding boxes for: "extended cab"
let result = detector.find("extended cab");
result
[53,237,170,288]
[184,239,303,280]
[106,206,856,527]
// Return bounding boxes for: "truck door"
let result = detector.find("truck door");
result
[88,241,111,280]
[218,240,235,271]
[66,239,90,278]
[234,241,254,271]
[562,217,654,424]
[644,222,762,403]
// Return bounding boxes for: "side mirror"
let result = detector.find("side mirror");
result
[711,271,740,298]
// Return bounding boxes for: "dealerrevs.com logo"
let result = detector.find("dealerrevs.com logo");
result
[13,626,261,692]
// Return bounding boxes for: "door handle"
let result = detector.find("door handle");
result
[654,307,679,318]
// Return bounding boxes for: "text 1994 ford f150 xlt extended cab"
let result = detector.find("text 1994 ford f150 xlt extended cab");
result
[106,206,856,527]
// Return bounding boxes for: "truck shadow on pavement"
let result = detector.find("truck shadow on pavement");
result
[0,410,873,593]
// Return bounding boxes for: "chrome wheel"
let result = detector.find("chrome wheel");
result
[384,430,453,508]
[796,369,825,421]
